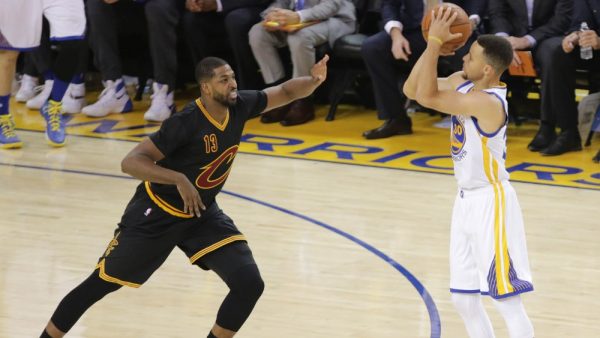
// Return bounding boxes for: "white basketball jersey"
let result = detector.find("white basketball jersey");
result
[451,81,509,189]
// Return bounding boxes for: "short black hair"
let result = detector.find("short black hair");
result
[476,35,513,74]
[195,57,229,84]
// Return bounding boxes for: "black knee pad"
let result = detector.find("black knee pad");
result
[227,264,264,303]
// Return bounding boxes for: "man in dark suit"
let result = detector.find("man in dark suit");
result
[361,0,425,139]
[529,0,600,156]
[183,0,270,90]
[488,0,572,143]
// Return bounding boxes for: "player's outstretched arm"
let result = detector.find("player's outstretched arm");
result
[261,55,329,113]
[121,138,205,217]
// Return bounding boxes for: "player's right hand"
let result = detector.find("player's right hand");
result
[176,175,205,217]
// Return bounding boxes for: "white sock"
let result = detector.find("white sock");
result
[451,293,495,338]
[492,295,534,338]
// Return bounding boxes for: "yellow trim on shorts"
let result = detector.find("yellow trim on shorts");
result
[189,235,247,264]
[95,259,141,288]
[481,137,514,295]
[144,181,193,218]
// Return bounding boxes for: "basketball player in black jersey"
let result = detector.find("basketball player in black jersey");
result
[40,55,329,338]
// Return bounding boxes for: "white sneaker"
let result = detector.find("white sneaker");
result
[62,83,86,114]
[26,79,53,110]
[144,82,175,122]
[16,75,40,102]
[82,79,133,117]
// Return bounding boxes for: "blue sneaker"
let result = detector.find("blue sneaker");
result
[0,114,23,149]
[41,99,66,147]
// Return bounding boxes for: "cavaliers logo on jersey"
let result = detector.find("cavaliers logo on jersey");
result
[451,115,466,156]
[195,145,238,189]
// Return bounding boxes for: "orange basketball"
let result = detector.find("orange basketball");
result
[421,3,472,53]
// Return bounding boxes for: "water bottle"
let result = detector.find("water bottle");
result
[580,22,593,60]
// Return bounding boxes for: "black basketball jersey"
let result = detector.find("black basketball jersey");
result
[141,90,267,218]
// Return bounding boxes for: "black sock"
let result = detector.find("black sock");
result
[207,332,217,338]
[40,330,52,338]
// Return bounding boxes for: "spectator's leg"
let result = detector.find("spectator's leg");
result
[86,0,122,82]
[145,0,183,90]
[535,37,582,156]
[224,7,265,90]
[248,24,287,85]
[361,30,425,139]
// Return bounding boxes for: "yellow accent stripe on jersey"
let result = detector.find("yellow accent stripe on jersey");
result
[95,259,141,288]
[481,137,514,295]
[196,98,229,131]
[144,181,193,218]
[189,235,247,264]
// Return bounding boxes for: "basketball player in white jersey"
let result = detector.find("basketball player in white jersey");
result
[0,0,85,148]
[404,7,534,338]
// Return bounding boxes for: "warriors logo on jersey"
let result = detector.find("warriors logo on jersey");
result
[451,115,467,161]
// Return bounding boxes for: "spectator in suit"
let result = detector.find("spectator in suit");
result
[361,0,425,139]
[182,0,270,90]
[83,0,185,122]
[249,0,356,126]
[488,0,572,130]
[528,0,600,156]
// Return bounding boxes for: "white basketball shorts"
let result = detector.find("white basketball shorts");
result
[0,0,85,51]
[449,181,534,299]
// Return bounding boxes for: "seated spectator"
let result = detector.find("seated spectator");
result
[249,0,355,126]
[487,0,572,134]
[361,0,425,139]
[529,0,600,156]
[83,0,184,122]
[182,0,269,90]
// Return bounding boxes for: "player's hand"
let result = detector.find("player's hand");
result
[579,30,600,50]
[428,6,463,46]
[390,28,411,61]
[311,54,329,84]
[175,175,205,217]
[562,32,580,53]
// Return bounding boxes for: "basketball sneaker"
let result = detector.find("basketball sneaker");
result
[82,79,133,117]
[41,99,66,147]
[0,114,23,149]
[144,83,175,122]
[26,79,53,110]
[15,74,39,102]
[62,83,87,114]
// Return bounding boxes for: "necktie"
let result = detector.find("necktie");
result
[296,0,304,10]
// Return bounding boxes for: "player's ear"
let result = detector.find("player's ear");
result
[482,64,494,78]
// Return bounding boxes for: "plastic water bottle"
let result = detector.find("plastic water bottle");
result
[580,22,593,60]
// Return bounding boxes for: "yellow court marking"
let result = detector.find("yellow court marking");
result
[8,97,600,190]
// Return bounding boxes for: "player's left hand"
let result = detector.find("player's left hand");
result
[311,54,329,84]
[428,6,463,46]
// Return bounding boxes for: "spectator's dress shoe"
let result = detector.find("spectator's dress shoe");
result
[540,130,582,156]
[362,119,412,139]
[527,126,556,152]
[280,99,315,126]
[260,103,292,123]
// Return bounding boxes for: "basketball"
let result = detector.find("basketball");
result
[421,3,472,53]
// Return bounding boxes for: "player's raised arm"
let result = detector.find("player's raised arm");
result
[261,55,329,113]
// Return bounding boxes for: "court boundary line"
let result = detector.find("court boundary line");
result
[1,161,442,338]
[10,128,600,192]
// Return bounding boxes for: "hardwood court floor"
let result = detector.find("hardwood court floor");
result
[1,99,599,337]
